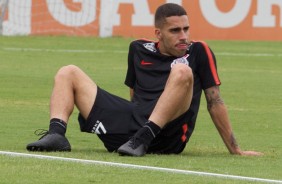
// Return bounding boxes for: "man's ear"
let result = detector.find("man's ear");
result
[155,28,161,40]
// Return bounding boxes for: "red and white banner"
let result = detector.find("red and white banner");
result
[2,0,282,40]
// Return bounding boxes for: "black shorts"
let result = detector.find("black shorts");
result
[78,87,193,154]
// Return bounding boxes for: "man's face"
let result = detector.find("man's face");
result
[156,15,190,57]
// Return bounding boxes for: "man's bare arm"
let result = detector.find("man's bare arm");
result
[204,86,263,156]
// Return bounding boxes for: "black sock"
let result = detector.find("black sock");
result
[144,120,161,138]
[135,121,161,146]
[49,118,67,136]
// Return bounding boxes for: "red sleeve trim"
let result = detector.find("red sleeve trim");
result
[198,41,221,85]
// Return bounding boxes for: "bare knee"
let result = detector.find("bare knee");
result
[170,63,193,85]
[55,65,81,82]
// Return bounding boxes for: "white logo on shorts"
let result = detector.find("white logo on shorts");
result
[91,120,107,134]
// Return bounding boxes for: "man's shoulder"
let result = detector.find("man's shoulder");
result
[131,38,156,44]
[130,38,158,53]
[189,40,211,52]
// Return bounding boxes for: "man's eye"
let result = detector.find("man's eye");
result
[170,28,180,33]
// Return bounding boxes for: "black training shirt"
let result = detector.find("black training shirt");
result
[125,39,221,133]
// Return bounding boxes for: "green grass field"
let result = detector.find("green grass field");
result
[0,36,281,184]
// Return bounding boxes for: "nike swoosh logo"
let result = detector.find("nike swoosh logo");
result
[141,60,153,65]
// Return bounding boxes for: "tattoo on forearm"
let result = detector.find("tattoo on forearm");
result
[231,133,238,148]
[207,97,224,110]
[205,87,224,110]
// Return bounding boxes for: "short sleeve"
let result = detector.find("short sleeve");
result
[196,41,221,89]
[124,42,136,88]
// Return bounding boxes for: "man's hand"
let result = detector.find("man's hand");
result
[236,150,264,156]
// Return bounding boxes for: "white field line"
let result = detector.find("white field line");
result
[2,47,282,57]
[1,151,281,183]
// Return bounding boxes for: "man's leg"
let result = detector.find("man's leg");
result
[148,64,193,128]
[50,65,97,122]
[118,63,193,156]
[27,65,98,151]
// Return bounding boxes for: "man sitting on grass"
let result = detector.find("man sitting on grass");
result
[27,3,263,157]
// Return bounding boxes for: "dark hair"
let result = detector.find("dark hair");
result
[154,3,187,28]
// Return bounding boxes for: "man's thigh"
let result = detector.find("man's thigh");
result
[78,87,140,151]
[78,87,138,133]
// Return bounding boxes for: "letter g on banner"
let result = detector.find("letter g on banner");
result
[199,0,252,28]
[46,0,96,27]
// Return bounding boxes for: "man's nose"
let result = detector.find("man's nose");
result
[179,30,188,40]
